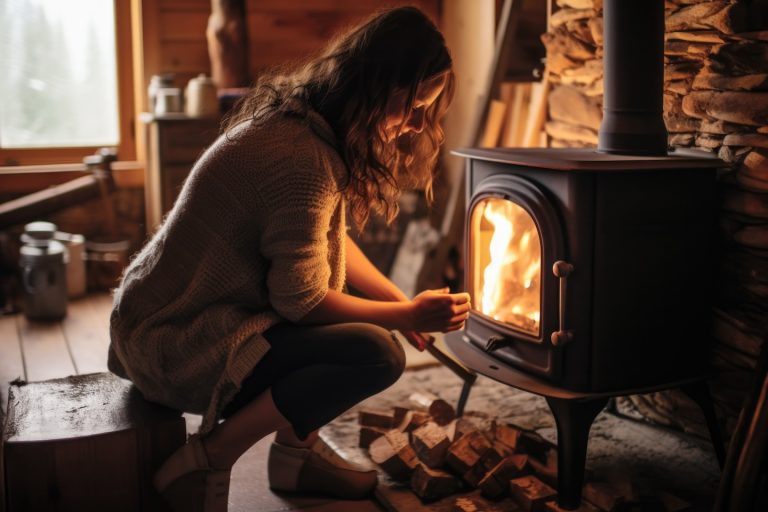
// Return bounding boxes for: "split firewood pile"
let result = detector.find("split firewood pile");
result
[358,392,691,511]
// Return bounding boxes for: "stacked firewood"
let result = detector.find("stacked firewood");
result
[540,0,604,148]
[358,393,686,511]
[541,0,768,444]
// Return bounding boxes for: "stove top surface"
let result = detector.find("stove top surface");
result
[452,147,724,171]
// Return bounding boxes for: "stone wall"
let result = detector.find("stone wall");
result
[541,0,768,441]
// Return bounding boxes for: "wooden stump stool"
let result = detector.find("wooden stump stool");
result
[2,372,186,512]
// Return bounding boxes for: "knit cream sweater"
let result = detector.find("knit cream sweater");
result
[108,109,347,434]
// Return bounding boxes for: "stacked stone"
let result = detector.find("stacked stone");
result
[541,0,768,442]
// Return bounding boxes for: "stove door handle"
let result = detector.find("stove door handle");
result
[551,260,574,347]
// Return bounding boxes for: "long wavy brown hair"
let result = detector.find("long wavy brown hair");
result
[224,6,455,229]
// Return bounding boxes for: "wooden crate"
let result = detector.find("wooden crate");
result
[2,373,185,512]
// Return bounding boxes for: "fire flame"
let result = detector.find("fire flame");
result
[472,198,542,336]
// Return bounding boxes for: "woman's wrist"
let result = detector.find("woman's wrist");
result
[383,299,414,331]
[362,283,409,304]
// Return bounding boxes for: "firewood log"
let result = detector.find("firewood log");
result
[411,421,451,469]
[393,406,409,427]
[453,497,482,512]
[544,500,601,511]
[453,493,509,512]
[410,463,461,502]
[658,491,693,512]
[478,454,530,498]
[528,448,558,488]
[492,421,522,451]
[369,430,418,481]
[605,472,639,504]
[394,410,413,432]
[403,411,432,433]
[358,408,395,429]
[445,417,481,443]
[462,440,510,488]
[510,475,558,512]
[582,481,626,512]
[446,430,492,475]
[409,391,456,426]
[517,430,551,462]
[359,425,388,449]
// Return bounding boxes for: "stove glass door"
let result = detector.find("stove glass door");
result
[470,197,542,337]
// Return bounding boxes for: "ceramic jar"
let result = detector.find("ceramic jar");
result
[185,74,218,117]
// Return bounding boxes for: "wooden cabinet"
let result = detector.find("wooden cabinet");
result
[141,113,220,232]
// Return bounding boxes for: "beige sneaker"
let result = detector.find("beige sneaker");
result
[153,434,231,512]
[268,439,378,499]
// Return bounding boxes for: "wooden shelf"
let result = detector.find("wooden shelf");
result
[141,114,221,232]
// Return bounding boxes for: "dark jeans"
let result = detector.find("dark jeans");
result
[221,322,406,439]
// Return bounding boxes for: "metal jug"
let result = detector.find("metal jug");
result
[55,231,87,298]
[19,221,68,320]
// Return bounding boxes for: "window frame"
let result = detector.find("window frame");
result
[0,0,137,167]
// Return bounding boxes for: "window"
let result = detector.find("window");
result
[0,0,135,166]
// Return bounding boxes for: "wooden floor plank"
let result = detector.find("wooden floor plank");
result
[62,293,113,375]
[0,314,25,413]
[16,315,76,382]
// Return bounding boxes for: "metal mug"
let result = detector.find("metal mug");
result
[19,222,68,320]
[55,231,87,298]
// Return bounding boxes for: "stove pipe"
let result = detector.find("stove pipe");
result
[597,0,668,156]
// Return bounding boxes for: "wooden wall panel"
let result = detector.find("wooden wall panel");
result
[246,1,440,74]
[159,41,210,73]
[159,0,209,10]
[146,0,440,90]
[159,11,209,40]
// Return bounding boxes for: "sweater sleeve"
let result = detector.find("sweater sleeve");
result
[258,162,339,323]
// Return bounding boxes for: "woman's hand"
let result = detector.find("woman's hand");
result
[408,287,471,334]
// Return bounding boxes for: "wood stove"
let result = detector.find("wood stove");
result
[445,146,725,508]
[454,147,721,392]
[444,0,727,508]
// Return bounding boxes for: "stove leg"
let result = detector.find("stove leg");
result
[680,380,726,469]
[456,377,475,417]
[546,396,609,510]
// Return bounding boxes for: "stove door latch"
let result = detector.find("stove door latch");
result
[551,260,574,347]
[485,335,507,353]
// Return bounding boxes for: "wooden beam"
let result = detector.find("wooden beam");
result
[207,0,250,88]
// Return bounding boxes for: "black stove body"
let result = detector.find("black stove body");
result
[456,147,720,393]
